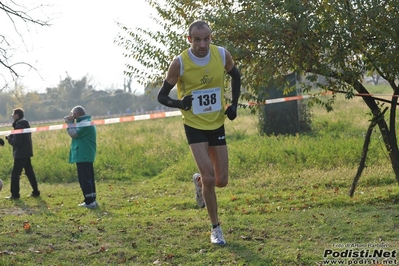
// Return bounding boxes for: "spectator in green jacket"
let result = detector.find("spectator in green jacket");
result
[65,106,98,208]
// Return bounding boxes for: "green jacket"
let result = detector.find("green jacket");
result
[67,115,97,163]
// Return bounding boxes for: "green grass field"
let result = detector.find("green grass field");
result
[0,89,398,265]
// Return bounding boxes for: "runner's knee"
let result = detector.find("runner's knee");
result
[216,175,228,187]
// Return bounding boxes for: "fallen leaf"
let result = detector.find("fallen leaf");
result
[0,250,16,255]
[23,222,31,231]
[164,253,174,260]
[240,235,252,241]
[117,257,126,263]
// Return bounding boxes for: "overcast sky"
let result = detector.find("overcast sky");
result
[2,0,159,94]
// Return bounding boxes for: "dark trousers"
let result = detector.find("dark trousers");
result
[11,158,40,198]
[76,162,96,204]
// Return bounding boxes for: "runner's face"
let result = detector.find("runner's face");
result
[188,26,211,58]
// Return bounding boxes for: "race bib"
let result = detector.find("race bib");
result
[192,88,222,115]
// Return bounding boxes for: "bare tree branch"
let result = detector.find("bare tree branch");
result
[0,1,51,89]
[0,1,51,26]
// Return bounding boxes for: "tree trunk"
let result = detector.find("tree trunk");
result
[353,82,399,185]
[350,122,373,197]
[350,109,386,197]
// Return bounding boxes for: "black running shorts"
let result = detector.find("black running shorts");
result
[184,124,226,146]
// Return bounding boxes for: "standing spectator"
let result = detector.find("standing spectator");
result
[157,20,241,245]
[5,108,40,199]
[65,105,98,208]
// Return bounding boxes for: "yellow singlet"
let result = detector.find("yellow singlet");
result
[177,44,226,130]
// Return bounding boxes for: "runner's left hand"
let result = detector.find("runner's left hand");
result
[224,104,237,121]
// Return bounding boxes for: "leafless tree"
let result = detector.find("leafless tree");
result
[0,1,51,91]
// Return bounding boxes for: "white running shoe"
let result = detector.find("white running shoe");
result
[211,226,226,245]
[192,173,205,208]
[78,201,98,209]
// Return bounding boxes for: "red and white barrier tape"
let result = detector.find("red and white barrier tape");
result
[247,91,333,106]
[0,111,182,136]
[2,90,394,137]
[0,92,338,136]
[255,94,310,106]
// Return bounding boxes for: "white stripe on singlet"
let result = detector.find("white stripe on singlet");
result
[178,46,225,76]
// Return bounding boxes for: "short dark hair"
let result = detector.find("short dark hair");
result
[13,108,24,119]
[188,20,211,36]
